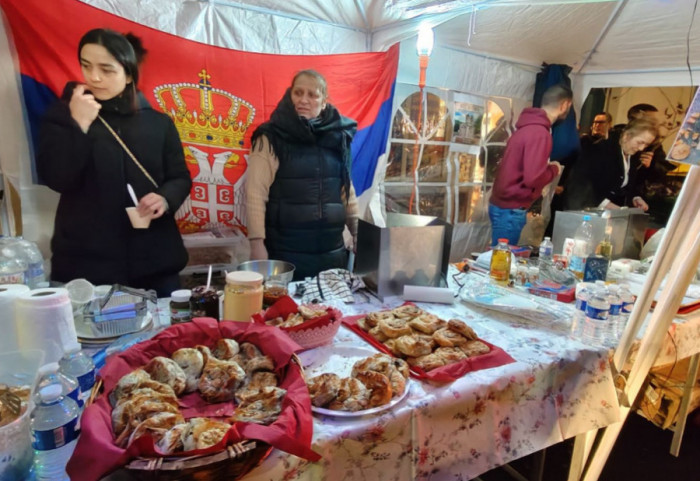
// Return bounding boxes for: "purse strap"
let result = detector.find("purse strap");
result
[97,115,159,188]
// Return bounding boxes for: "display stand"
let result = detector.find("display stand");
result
[567,165,700,480]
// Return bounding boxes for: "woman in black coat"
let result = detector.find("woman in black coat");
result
[37,29,191,296]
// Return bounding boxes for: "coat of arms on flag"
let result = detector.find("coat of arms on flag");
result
[153,69,254,234]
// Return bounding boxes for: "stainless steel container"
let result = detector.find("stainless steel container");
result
[552,208,648,260]
[354,213,452,299]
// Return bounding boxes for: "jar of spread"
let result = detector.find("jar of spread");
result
[263,279,288,308]
[223,271,263,322]
[170,289,192,324]
[190,286,220,320]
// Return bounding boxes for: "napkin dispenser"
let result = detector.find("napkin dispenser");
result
[355,213,452,300]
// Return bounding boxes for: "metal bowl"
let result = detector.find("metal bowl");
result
[237,260,295,285]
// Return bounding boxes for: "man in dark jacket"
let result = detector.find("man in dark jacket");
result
[488,84,571,245]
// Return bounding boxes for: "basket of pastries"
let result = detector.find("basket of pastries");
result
[67,318,319,481]
[252,295,343,350]
[343,304,515,383]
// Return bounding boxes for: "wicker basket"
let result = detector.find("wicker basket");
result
[122,441,271,481]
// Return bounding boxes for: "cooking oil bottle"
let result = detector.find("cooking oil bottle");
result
[490,238,511,284]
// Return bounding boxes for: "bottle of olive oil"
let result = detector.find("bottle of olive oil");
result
[490,238,511,285]
[596,228,613,261]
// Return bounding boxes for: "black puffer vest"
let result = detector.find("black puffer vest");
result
[252,89,357,280]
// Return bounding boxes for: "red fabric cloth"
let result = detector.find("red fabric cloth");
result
[252,295,342,332]
[490,108,558,209]
[342,314,515,384]
[67,318,320,481]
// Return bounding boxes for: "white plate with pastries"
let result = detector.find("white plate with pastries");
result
[299,343,411,418]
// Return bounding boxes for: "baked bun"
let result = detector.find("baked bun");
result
[406,353,445,372]
[355,371,392,408]
[391,305,424,319]
[307,373,341,407]
[378,317,413,338]
[171,348,204,393]
[409,314,445,334]
[447,319,478,340]
[182,417,231,451]
[213,338,240,360]
[433,328,468,348]
[143,357,187,396]
[394,334,433,357]
[459,340,491,357]
[365,310,394,327]
[327,378,368,412]
[197,357,246,403]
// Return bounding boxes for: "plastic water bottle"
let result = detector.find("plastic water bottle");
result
[58,342,95,405]
[30,384,80,481]
[582,281,610,346]
[539,236,554,263]
[607,285,623,342]
[618,283,636,336]
[572,283,589,337]
[0,237,27,284]
[17,239,45,288]
[36,362,82,408]
[569,215,594,280]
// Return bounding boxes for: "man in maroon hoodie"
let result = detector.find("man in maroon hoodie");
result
[488,84,572,245]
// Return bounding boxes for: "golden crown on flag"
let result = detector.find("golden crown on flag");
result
[153,69,255,148]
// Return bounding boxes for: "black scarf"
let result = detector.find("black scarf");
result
[251,88,357,199]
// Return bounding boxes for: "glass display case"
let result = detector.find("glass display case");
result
[383,83,513,227]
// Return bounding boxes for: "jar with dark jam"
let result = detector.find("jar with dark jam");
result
[263,280,288,308]
[190,286,220,319]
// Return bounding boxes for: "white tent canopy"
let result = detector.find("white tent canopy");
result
[1,0,699,245]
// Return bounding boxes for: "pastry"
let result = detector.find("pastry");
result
[236,371,279,404]
[195,345,213,364]
[356,317,371,332]
[407,353,445,371]
[378,317,413,338]
[368,326,389,343]
[182,417,231,451]
[112,369,152,402]
[447,319,478,340]
[230,386,286,425]
[459,340,491,357]
[409,314,444,334]
[213,338,240,360]
[434,346,467,363]
[394,334,433,357]
[352,354,408,398]
[355,371,392,408]
[298,305,327,319]
[391,305,424,319]
[127,411,184,448]
[156,423,188,454]
[280,313,304,328]
[307,373,341,407]
[383,338,402,356]
[365,310,394,327]
[433,327,469,347]
[197,356,246,403]
[144,357,187,396]
[171,348,204,393]
[113,399,181,446]
[327,378,368,412]
[233,343,275,374]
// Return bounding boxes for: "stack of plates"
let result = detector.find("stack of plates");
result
[74,312,153,347]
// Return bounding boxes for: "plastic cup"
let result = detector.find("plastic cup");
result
[65,278,95,313]
[126,207,151,229]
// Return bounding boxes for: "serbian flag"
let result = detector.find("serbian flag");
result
[0,0,397,233]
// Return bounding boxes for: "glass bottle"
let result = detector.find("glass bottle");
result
[490,238,511,285]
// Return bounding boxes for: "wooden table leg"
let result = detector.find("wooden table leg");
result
[670,352,700,456]
[567,430,597,481]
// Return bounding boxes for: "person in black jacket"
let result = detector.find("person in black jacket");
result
[583,118,658,210]
[37,29,191,296]
[246,70,359,280]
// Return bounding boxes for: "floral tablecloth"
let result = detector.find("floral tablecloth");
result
[242,284,621,481]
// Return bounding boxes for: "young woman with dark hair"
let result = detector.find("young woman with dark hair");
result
[37,28,192,296]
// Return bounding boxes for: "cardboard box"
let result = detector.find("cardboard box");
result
[354,213,452,299]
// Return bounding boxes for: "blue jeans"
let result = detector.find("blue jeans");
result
[488,204,527,246]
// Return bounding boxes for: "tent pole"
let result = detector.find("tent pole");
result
[576,0,629,73]
[579,165,700,481]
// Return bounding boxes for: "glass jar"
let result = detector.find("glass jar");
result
[170,289,192,324]
[190,286,220,320]
[223,271,264,322]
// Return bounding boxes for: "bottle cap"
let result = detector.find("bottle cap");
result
[39,384,62,402]
[226,271,264,286]
[544,237,550,241]
[498,238,509,244]
[171,289,192,303]
[583,215,591,221]
[38,362,60,376]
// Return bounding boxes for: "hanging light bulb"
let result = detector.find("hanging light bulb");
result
[416,24,434,57]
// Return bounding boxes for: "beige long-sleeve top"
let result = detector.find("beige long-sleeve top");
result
[246,135,359,240]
